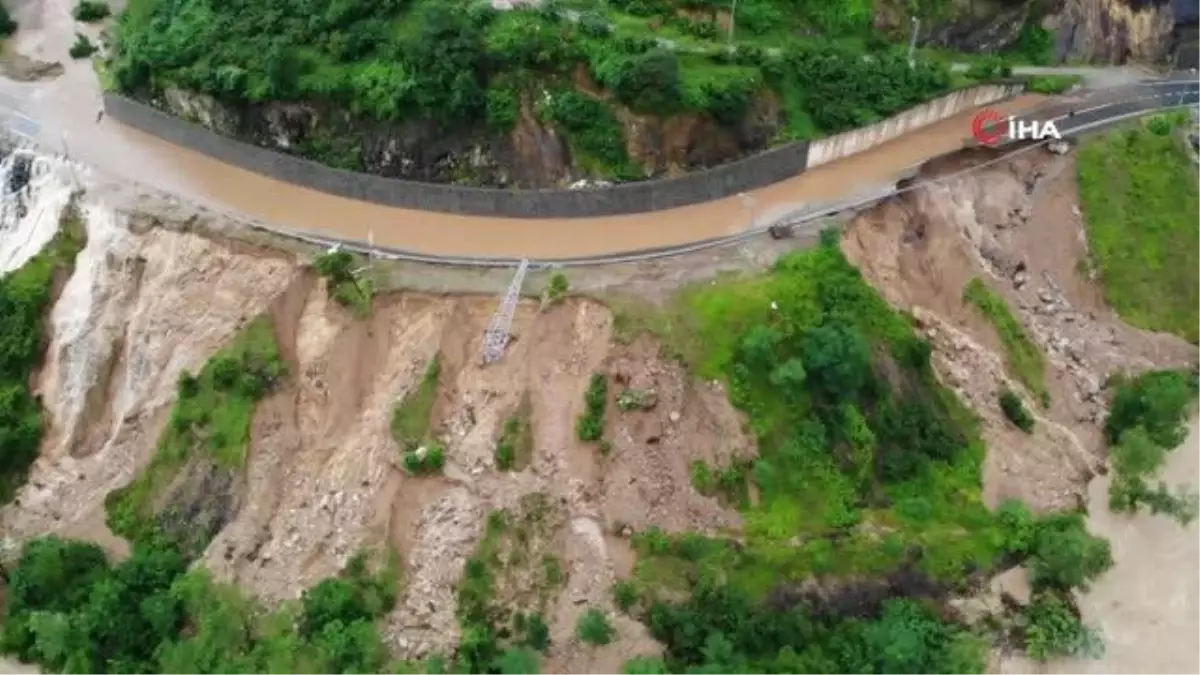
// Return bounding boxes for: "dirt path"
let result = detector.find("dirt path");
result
[1054,416,1200,674]
[0,0,1049,259]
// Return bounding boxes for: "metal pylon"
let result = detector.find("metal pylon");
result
[481,259,530,365]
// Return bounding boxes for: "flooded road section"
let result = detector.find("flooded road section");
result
[1052,417,1200,675]
[0,47,1045,259]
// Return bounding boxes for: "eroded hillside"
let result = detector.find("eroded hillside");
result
[0,128,1196,673]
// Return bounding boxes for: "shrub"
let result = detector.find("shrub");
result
[576,608,615,646]
[612,580,638,612]
[1023,592,1103,660]
[1027,513,1113,591]
[68,33,96,59]
[401,442,445,476]
[72,0,110,22]
[576,373,608,442]
[545,272,569,305]
[999,389,1035,433]
[0,2,16,36]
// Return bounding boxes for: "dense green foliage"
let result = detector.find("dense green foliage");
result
[1021,592,1102,661]
[72,0,110,22]
[314,250,372,315]
[1077,114,1200,343]
[0,210,85,504]
[963,278,1049,405]
[104,317,285,552]
[999,389,1034,433]
[609,236,1111,672]
[576,373,608,442]
[110,0,959,175]
[1,537,400,673]
[1104,369,1199,523]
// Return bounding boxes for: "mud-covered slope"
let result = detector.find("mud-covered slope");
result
[0,194,753,668]
[842,143,1196,511]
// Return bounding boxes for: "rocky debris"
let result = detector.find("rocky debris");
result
[386,489,484,659]
[1047,140,1071,156]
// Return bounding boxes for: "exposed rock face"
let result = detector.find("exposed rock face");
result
[881,0,1181,65]
[1046,0,1177,64]
[150,86,783,188]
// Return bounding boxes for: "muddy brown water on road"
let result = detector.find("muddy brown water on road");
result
[2,54,1044,258]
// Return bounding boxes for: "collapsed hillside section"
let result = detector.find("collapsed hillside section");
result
[0,136,1194,671]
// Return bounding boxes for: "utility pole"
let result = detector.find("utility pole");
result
[907,16,920,66]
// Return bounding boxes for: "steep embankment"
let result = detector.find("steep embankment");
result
[1,176,751,669]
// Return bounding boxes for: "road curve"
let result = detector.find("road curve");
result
[0,54,1195,260]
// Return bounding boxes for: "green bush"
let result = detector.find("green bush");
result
[1023,592,1103,661]
[1027,512,1113,592]
[576,609,615,646]
[999,389,1035,433]
[545,272,569,305]
[72,0,110,22]
[544,91,636,178]
[575,373,608,442]
[68,33,97,59]
[612,580,639,612]
[0,2,17,36]
[401,442,445,476]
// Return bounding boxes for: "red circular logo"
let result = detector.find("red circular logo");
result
[971,109,1006,146]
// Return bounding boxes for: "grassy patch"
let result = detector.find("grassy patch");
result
[606,236,1115,671]
[1024,74,1081,94]
[105,317,285,545]
[391,354,441,451]
[495,394,534,471]
[963,278,1049,406]
[72,0,110,22]
[1076,115,1200,342]
[0,203,86,505]
[575,373,608,443]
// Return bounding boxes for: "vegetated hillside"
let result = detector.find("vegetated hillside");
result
[109,0,1034,187]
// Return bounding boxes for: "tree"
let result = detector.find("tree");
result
[1023,593,1102,661]
[800,321,872,401]
[1028,514,1113,591]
